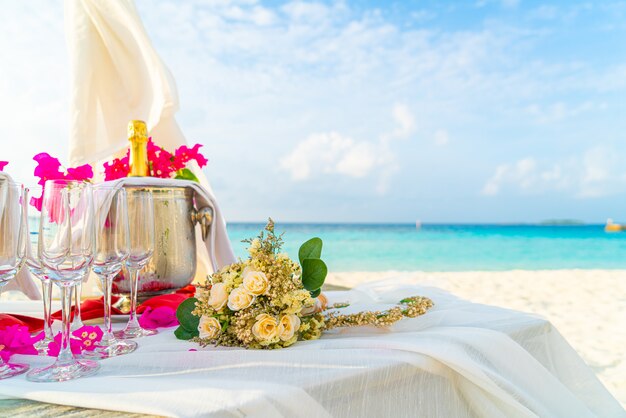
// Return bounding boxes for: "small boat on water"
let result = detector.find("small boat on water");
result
[605,218,626,232]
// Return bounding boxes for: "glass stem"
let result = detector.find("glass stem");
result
[41,279,53,340]
[73,282,82,323]
[57,285,75,364]
[101,274,115,343]
[0,287,5,368]
[126,267,141,330]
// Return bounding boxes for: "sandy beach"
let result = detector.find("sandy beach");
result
[326,269,626,407]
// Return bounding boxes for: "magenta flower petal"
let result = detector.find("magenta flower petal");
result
[0,161,7,171]
[139,306,178,329]
[0,325,42,361]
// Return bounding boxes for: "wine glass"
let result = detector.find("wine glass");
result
[115,189,156,339]
[23,186,54,354]
[0,178,29,379]
[84,186,137,358]
[26,180,100,382]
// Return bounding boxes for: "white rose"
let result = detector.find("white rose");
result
[227,286,255,311]
[198,316,221,339]
[208,282,228,311]
[279,314,301,341]
[252,314,282,341]
[242,270,270,296]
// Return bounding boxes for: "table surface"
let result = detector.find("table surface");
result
[0,281,622,418]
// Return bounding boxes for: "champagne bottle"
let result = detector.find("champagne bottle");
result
[128,120,149,177]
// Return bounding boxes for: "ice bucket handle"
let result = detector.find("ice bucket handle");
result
[191,206,213,240]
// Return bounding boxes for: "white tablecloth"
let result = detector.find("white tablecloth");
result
[0,279,623,417]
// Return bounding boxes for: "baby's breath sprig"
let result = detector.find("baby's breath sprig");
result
[322,296,433,330]
[242,218,285,255]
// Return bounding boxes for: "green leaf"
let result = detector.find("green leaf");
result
[174,168,200,183]
[310,288,322,298]
[299,237,323,265]
[302,258,327,291]
[177,297,200,333]
[174,325,197,340]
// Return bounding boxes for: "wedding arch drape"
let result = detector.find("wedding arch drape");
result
[64,0,231,278]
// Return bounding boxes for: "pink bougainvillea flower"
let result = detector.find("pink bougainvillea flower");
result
[47,325,103,357]
[102,138,208,179]
[0,161,7,171]
[33,153,64,186]
[0,325,43,362]
[65,164,94,181]
[103,155,130,180]
[31,153,94,212]
[139,306,178,330]
[146,138,178,178]
[175,144,208,168]
[72,325,103,352]
[47,333,83,357]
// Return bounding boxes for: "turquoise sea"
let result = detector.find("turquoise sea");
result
[227,224,626,272]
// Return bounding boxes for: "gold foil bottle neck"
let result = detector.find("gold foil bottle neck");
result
[128,120,148,141]
[128,120,149,177]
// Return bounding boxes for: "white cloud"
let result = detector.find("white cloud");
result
[482,147,626,198]
[280,131,393,181]
[391,103,415,139]
[280,103,411,193]
[525,101,606,124]
[433,129,449,146]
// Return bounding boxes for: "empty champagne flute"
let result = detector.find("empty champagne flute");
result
[84,186,137,358]
[0,177,29,379]
[23,186,55,354]
[115,189,156,339]
[26,180,99,382]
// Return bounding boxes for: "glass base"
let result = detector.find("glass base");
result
[114,326,158,339]
[82,338,138,359]
[34,337,54,356]
[0,362,29,379]
[26,359,100,383]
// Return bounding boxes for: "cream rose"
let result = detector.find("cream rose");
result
[279,314,301,341]
[208,282,228,311]
[227,286,255,311]
[251,314,282,341]
[242,270,270,296]
[198,316,221,339]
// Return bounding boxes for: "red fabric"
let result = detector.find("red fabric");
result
[4,286,196,332]
[0,314,45,333]
[137,293,192,313]
[175,285,197,296]
[51,296,124,322]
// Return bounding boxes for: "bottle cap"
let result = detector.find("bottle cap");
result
[128,120,148,141]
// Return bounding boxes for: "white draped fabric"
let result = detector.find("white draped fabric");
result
[65,0,225,280]
[0,280,622,417]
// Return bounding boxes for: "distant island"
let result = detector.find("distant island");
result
[539,219,585,226]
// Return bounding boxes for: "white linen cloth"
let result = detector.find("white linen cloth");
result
[0,172,40,300]
[101,177,236,273]
[65,0,224,279]
[0,279,622,417]
[65,0,185,169]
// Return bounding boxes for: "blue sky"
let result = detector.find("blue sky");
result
[1,0,625,223]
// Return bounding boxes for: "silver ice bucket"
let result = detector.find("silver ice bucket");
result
[111,185,212,299]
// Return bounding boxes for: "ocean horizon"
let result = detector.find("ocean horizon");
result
[226,223,626,272]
